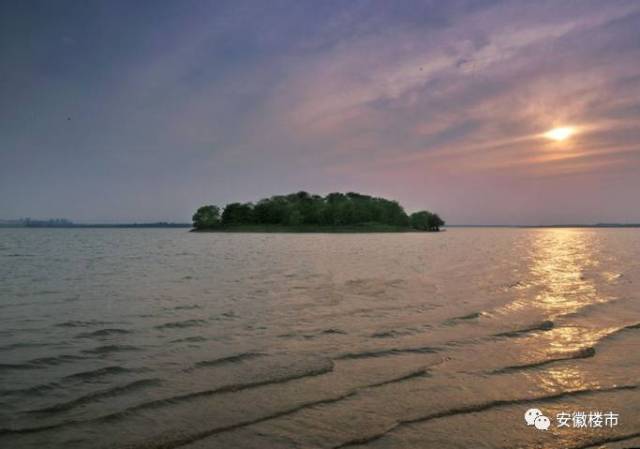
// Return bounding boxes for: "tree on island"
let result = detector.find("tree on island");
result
[192,205,221,229]
[221,202,253,225]
[410,211,445,232]
[192,191,445,231]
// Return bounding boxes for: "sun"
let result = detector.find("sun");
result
[544,127,575,141]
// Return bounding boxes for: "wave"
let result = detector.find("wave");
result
[444,312,482,326]
[0,362,44,372]
[154,319,207,330]
[0,360,346,435]
[105,382,638,449]
[0,381,60,398]
[0,422,68,436]
[321,328,347,335]
[28,354,86,367]
[63,365,133,381]
[597,322,640,343]
[0,342,51,352]
[332,384,637,448]
[56,320,115,328]
[490,347,596,374]
[504,280,529,290]
[172,304,201,310]
[82,345,140,355]
[370,329,417,339]
[0,366,453,440]
[559,297,628,320]
[27,379,161,415]
[493,320,554,338]
[106,360,334,417]
[1,366,140,399]
[365,369,430,388]
[114,391,359,449]
[75,328,132,338]
[0,361,341,435]
[193,352,263,368]
[275,328,347,340]
[171,336,207,343]
[573,431,640,449]
[371,330,400,338]
[335,346,440,360]
[85,368,431,448]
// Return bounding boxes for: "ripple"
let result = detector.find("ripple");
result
[71,368,433,449]
[172,304,201,311]
[493,320,554,338]
[193,352,263,369]
[154,319,207,330]
[0,381,60,397]
[56,320,115,328]
[444,311,482,326]
[75,328,133,339]
[332,384,637,448]
[335,346,440,360]
[170,336,207,343]
[491,346,596,374]
[2,355,85,371]
[82,345,141,355]
[597,321,640,343]
[0,362,44,372]
[0,341,51,352]
[63,366,134,381]
[0,360,336,436]
[27,378,161,415]
[117,359,335,414]
[27,354,86,366]
[370,329,416,339]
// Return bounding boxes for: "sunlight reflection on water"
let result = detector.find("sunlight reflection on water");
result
[505,229,621,394]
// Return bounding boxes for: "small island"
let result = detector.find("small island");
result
[192,191,444,232]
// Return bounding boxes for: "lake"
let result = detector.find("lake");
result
[1,228,639,448]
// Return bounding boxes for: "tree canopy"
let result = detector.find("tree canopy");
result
[192,192,445,231]
[409,210,445,232]
[192,205,220,229]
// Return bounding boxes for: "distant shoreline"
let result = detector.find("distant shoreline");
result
[0,223,191,229]
[190,224,423,233]
[2,223,638,230]
[446,224,640,228]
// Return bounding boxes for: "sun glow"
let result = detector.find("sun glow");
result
[545,127,575,141]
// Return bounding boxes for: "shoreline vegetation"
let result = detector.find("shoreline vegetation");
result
[192,191,445,233]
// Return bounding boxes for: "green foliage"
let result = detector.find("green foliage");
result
[287,209,303,226]
[410,210,445,231]
[221,202,253,225]
[194,192,444,231]
[192,205,221,229]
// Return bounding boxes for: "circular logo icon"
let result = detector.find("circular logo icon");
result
[534,415,551,431]
[524,408,543,426]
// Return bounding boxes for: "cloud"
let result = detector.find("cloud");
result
[1,0,640,223]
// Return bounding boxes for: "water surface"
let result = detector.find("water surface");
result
[1,228,639,448]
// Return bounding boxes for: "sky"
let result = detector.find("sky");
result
[1,0,640,225]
